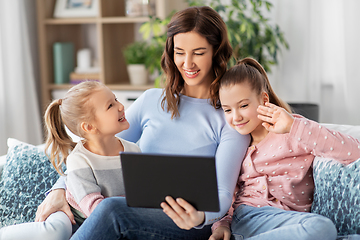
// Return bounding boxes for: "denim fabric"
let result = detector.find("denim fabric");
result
[230,205,337,240]
[70,197,211,240]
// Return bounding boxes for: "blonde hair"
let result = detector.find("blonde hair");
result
[44,81,104,175]
[218,57,291,112]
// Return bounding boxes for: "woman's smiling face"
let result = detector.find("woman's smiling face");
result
[173,31,214,96]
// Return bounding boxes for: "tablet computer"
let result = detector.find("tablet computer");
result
[120,152,219,212]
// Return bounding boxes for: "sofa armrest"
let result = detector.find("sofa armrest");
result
[321,123,360,140]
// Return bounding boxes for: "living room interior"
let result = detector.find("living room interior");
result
[0,0,360,238]
[0,0,359,155]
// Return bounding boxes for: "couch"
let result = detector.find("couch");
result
[0,123,360,239]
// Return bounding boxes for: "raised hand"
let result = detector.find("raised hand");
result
[257,102,294,134]
[161,196,205,230]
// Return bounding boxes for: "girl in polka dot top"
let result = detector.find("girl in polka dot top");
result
[210,57,360,240]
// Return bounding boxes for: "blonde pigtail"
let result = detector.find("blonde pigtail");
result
[44,99,75,175]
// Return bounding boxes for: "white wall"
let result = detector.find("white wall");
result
[266,0,360,124]
[182,0,360,124]
[48,0,360,125]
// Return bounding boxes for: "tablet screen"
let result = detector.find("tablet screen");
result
[120,152,220,212]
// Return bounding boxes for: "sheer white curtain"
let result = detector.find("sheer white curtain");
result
[0,0,42,155]
[268,0,360,124]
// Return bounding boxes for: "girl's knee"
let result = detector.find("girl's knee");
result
[318,216,337,238]
[306,215,337,240]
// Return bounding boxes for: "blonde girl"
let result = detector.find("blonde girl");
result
[210,58,360,240]
[0,81,140,240]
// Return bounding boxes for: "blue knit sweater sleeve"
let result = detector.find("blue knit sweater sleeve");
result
[200,122,249,227]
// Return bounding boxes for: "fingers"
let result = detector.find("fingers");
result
[35,203,75,224]
[224,229,231,240]
[162,197,186,217]
[161,196,204,230]
[257,114,273,124]
[35,205,47,222]
[209,226,231,240]
[262,122,272,131]
[63,205,76,224]
[258,102,294,134]
[161,197,186,227]
[208,232,222,240]
[257,102,278,117]
[167,196,187,213]
[35,202,54,222]
[208,235,217,240]
[175,197,197,215]
[257,102,284,124]
[34,189,76,224]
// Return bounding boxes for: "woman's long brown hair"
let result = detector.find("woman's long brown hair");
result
[160,6,233,118]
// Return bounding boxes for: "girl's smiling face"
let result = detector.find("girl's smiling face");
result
[220,82,267,136]
[89,86,129,136]
[173,31,214,98]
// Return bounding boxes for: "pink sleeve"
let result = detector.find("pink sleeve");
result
[289,116,360,164]
[66,190,104,217]
[78,192,104,217]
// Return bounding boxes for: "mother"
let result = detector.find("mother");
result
[36,6,249,240]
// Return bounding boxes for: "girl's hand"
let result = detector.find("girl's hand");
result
[209,226,231,240]
[257,102,294,134]
[161,196,205,230]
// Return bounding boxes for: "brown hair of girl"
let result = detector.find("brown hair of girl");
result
[160,6,233,118]
[44,81,104,175]
[218,57,291,112]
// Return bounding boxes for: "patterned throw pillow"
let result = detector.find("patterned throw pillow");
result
[0,141,60,227]
[311,157,360,236]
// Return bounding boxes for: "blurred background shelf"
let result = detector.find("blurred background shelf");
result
[36,0,187,113]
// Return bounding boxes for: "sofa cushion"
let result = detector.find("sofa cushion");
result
[321,123,360,141]
[312,157,360,236]
[0,155,6,176]
[0,139,60,227]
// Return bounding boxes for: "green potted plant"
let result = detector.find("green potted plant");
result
[139,15,171,87]
[187,0,289,71]
[122,41,150,85]
[138,0,289,86]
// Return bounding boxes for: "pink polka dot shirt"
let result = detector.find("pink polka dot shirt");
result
[213,115,360,231]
